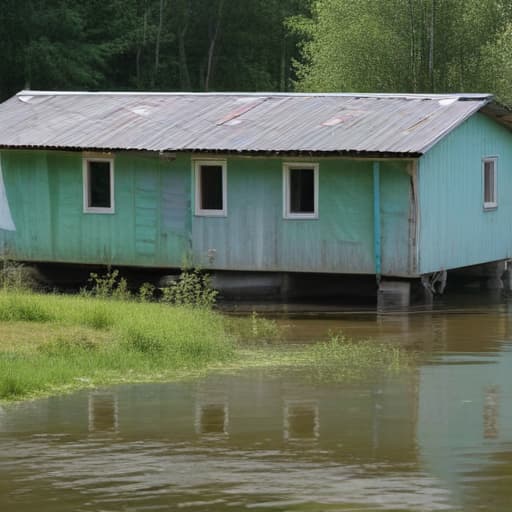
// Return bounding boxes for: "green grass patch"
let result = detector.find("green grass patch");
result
[0,290,416,402]
[0,290,235,401]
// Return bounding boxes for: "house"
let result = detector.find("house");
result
[0,90,511,305]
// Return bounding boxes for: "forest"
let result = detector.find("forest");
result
[1,0,512,104]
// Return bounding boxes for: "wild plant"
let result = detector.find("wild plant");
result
[0,258,35,290]
[138,282,156,302]
[161,268,218,308]
[85,269,131,300]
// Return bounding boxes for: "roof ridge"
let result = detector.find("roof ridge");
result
[16,90,493,101]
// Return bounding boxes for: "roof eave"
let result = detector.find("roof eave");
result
[0,144,422,159]
[418,96,495,155]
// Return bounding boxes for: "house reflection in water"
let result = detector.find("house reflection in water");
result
[88,393,118,433]
[283,400,319,441]
[483,385,500,439]
[195,402,229,436]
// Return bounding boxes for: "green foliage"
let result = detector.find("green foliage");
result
[161,269,218,308]
[81,305,115,330]
[39,334,100,357]
[294,0,512,101]
[226,311,282,344]
[85,270,131,300]
[0,289,236,400]
[307,333,414,381]
[0,292,52,322]
[0,258,36,291]
[0,0,311,100]
[138,282,156,302]
[123,328,165,355]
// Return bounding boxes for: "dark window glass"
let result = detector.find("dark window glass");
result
[200,165,223,210]
[484,160,495,205]
[290,168,315,213]
[88,161,111,208]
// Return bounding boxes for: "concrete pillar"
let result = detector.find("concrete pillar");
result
[377,280,411,311]
[503,260,512,292]
[280,272,291,301]
[485,261,506,290]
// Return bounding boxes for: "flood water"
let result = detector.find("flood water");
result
[2,299,512,511]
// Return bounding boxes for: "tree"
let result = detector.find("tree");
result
[292,0,512,102]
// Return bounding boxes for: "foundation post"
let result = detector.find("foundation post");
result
[377,280,411,311]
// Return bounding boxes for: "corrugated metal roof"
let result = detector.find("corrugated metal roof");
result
[0,90,497,155]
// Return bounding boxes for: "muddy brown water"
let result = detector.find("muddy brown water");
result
[2,299,512,511]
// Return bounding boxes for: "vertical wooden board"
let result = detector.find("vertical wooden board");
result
[159,154,191,267]
[1,151,53,260]
[192,157,378,274]
[1,150,192,268]
[192,158,282,270]
[111,153,136,264]
[46,152,83,260]
[419,114,512,274]
[281,159,375,273]
[134,161,159,260]
[380,162,412,275]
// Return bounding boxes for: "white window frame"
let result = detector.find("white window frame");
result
[283,162,319,219]
[482,156,498,210]
[83,156,115,214]
[194,159,227,217]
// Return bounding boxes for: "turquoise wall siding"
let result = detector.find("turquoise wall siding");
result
[0,150,190,267]
[0,150,413,275]
[192,157,413,275]
[418,113,512,274]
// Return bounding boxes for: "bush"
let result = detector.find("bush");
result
[161,268,218,308]
[138,282,156,302]
[84,270,131,300]
[0,258,36,290]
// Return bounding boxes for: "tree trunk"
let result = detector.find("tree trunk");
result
[408,0,417,92]
[153,0,165,87]
[136,1,148,88]
[204,0,225,92]
[429,0,435,91]
[178,1,191,91]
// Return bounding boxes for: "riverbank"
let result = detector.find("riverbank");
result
[0,290,414,402]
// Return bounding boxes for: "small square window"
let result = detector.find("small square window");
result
[483,157,497,210]
[283,400,319,441]
[283,163,319,219]
[83,157,114,213]
[195,160,227,216]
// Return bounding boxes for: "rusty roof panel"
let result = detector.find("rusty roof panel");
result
[0,91,495,155]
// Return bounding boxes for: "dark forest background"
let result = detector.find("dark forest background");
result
[2,0,512,104]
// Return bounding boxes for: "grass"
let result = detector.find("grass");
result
[0,290,416,402]
[0,290,234,400]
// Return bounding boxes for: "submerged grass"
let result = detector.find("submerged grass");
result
[0,290,416,402]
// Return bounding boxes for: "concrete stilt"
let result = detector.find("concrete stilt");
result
[503,260,512,292]
[485,261,506,290]
[377,280,411,311]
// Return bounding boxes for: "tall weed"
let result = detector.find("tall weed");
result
[84,270,131,300]
[0,293,52,322]
[0,259,36,291]
[161,268,218,308]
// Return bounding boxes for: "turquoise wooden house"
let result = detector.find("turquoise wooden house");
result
[0,90,511,303]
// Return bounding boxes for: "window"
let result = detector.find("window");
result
[195,160,227,216]
[283,400,319,441]
[195,402,229,436]
[83,157,114,213]
[283,163,319,219]
[483,157,497,210]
